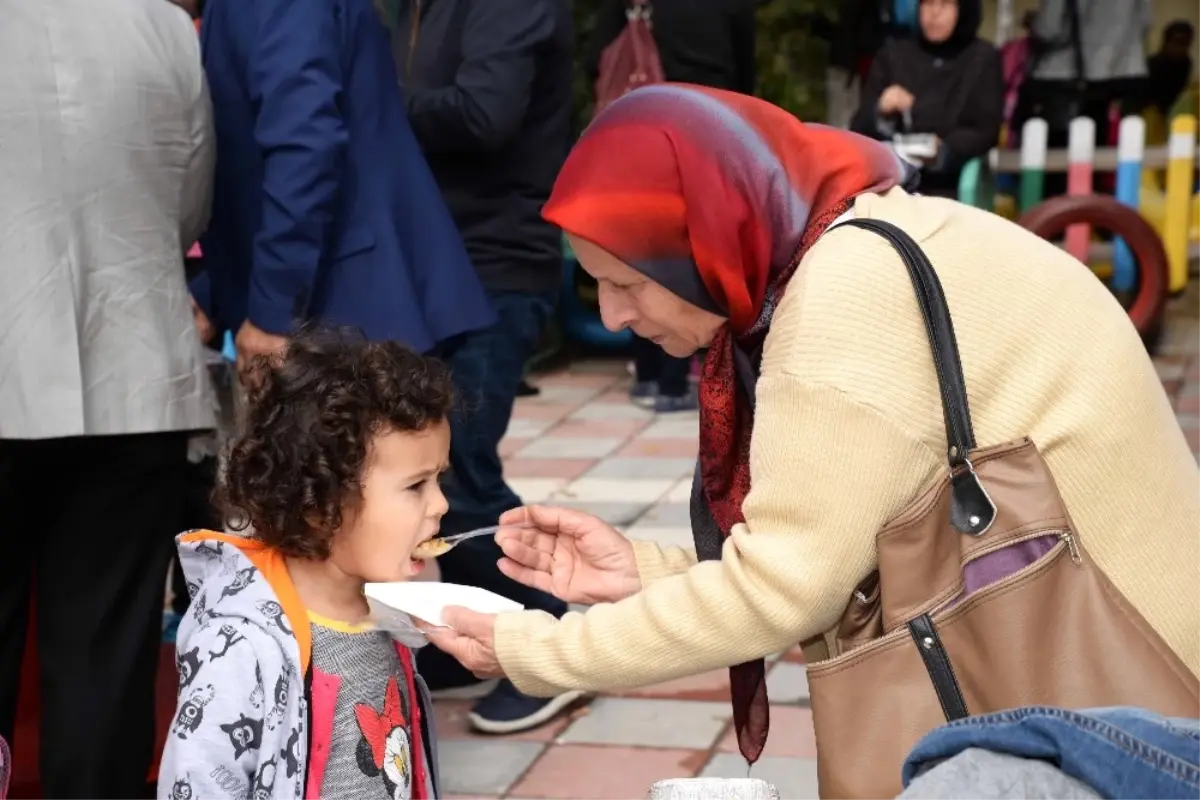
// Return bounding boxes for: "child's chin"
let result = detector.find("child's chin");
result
[372,558,425,584]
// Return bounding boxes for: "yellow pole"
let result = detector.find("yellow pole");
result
[1164,115,1197,294]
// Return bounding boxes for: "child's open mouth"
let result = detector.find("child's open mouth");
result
[412,538,451,559]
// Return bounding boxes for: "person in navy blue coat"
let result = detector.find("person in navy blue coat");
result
[189,0,494,365]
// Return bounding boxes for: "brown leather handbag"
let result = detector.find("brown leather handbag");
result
[805,219,1200,799]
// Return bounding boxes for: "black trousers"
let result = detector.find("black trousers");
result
[417,290,567,691]
[0,432,187,798]
[172,454,220,615]
[633,335,691,397]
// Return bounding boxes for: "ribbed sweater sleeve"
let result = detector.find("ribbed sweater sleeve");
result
[631,540,697,585]
[494,376,941,696]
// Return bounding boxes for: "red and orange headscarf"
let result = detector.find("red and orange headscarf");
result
[543,84,914,764]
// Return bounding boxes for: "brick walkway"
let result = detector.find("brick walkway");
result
[431,286,1200,800]
[433,351,822,797]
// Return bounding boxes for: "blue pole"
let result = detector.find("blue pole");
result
[1111,116,1144,293]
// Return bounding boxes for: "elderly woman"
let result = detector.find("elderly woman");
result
[422,86,1199,760]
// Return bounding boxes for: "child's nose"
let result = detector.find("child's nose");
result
[430,482,450,518]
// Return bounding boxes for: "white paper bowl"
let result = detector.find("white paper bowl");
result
[364,581,525,628]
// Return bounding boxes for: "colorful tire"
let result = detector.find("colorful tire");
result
[1018,194,1168,339]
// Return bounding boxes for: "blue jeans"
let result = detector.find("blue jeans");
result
[902,706,1200,799]
[418,290,567,689]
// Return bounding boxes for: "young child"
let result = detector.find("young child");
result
[159,328,453,800]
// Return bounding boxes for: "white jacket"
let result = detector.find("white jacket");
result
[0,0,216,438]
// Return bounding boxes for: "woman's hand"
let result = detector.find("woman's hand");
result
[419,608,504,679]
[496,505,641,605]
[879,84,915,115]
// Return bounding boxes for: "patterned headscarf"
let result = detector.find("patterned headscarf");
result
[543,84,914,764]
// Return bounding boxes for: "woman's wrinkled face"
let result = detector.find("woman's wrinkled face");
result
[567,234,725,358]
[920,0,959,43]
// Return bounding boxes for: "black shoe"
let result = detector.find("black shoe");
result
[516,379,540,397]
[467,678,589,735]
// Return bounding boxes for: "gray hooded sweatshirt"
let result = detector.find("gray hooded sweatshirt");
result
[157,531,441,800]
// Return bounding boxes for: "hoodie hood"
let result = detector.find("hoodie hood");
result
[177,529,313,677]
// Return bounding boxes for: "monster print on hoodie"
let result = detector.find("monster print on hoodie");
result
[158,531,440,800]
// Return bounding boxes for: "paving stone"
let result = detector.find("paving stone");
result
[510,401,576,421]
[766,661,810,704]
[529,386,603,406]
[507,478,568,503]
[637,501,692,527]
[701,753,821,799]
[436,739,545,796]
[716,706,817,758]
[558,697,730,749]
[513,745,706,799]
[519,436,623,459]
[585,456,697,479]
[617,437,699,458]
[431,698,567,742]
[549,418,649,439]
[664,476,693,503]
[555,477,675,504]
[505,418,557,438]
[1154,356,1188,383]
[499,437,530,457]
[504,458,597,480]
[639,416,701,439]
[553,500,652,527]
[568,402,655,421]
[537,370,621,388]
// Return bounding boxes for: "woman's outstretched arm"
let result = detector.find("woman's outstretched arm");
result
[492,373,940,696]
[630,540,697,585]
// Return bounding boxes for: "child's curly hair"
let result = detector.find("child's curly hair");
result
[218,327,453,559]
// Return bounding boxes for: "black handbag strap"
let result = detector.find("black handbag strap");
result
[836,218,996,536]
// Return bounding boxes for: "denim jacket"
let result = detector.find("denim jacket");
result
[902,706,1200,799]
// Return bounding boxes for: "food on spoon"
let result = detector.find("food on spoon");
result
[413,538,452,559]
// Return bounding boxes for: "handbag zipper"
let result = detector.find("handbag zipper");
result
[966,527,1081,566]
[813,532,1080,669]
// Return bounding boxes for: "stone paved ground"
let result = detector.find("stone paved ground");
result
[431,288,1199,800]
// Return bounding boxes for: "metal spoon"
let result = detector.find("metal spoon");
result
[412,523,527,559]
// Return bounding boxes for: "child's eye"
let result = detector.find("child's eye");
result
[405,479,427,492]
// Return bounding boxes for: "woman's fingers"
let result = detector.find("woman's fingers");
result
[497,556,554,594]
[497,534,554,568]
[518,504,603,539]
[495,526,554,554]
[498,506,532,527]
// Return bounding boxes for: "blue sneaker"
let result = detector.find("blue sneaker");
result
[653,389,699,414]
[467,679,589,735]
[629,380,658,408]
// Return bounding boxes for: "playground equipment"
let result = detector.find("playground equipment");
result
[957,113,1199,339]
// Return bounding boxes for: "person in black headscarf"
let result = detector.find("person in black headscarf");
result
[851,0,1002,198]
[1146,21,1194,116]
